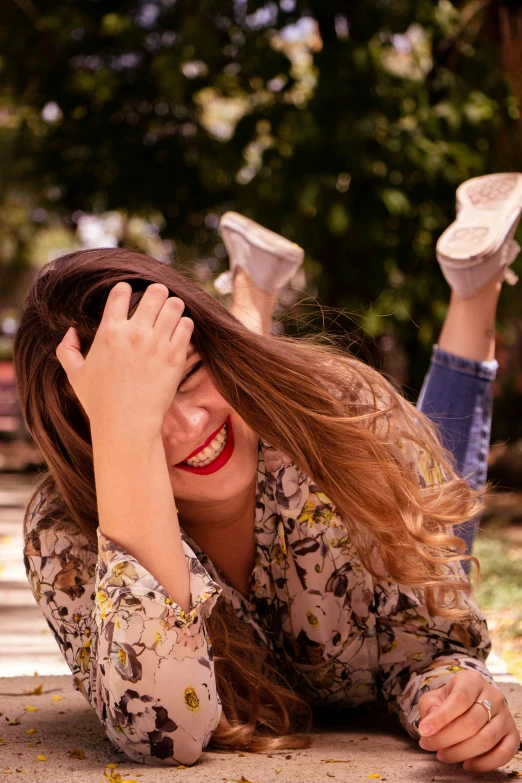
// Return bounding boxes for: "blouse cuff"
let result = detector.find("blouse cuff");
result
[96,529,222,628]
[399,657,496,738]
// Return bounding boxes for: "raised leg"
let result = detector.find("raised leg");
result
[217,212,303,336]
[229,268,279,336]
[417,276,502,560]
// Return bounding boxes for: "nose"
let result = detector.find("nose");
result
[161,401,210,458]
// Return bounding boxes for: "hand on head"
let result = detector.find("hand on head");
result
[55,282,194,437]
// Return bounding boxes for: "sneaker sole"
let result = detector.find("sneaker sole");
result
[437,173,522,266]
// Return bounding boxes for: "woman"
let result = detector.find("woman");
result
[14,174,521,772]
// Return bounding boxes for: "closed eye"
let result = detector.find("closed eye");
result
[180,360,203,386]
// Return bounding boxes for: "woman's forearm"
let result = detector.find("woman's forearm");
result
[91,426,190,613]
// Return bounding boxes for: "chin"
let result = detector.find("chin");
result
[171,459,259,505]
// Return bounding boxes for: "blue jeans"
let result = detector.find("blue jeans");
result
[417,345,497,560]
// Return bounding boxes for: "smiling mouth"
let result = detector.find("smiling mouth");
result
[182,421,228,467]
[174,415,234,474]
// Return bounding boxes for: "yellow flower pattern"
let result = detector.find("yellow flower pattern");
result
[184,686,200,713]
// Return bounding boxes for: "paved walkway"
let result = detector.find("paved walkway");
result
[0,474,69,678]
[1,473,521,781]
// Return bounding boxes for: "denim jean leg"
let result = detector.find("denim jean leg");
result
[416,346,497,563]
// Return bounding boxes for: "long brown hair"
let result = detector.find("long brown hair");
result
[13,247,480,752]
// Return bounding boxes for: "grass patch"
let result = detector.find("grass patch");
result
[474,535,522,614]
[473,528,522,682]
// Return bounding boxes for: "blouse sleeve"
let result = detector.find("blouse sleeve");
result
[374,562,496,738]
[374,438,500,738]
[23,494,223,765]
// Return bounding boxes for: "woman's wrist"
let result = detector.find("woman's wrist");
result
[90,419,162,449]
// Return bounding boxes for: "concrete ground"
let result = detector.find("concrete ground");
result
[0,675,521,782]
[1,473,522,781]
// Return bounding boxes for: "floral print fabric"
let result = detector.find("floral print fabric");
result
[23,440,495,767]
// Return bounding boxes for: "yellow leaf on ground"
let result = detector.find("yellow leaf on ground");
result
[24,706,37,712]
[36,755,47,762]
[176,765,187,769]
[102,764,138,783]
[68,748,86,760]
[367,775,381,779]
[25,729,36,735]
[29,685,43,696]
[52,695,63,701]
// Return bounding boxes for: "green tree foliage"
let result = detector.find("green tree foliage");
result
[1,0,521,411]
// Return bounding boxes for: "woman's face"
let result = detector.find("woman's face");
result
[161,343,260,506]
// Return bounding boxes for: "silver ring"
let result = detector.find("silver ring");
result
[475,698,493,722]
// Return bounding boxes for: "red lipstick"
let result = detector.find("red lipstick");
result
[174,415,234,475]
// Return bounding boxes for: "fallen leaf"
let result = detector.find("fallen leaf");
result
[275,768,282,774]
[36,755,47,762]
[508,773,522,779]
[24,707,37,713]
[52,695,62,702]
[25,729,36,735]
[28,686,43,696]
[102,763,138,783]
[176,766,187,770]
[68,748,86,760]
[367,775,380,780]
[225,778,255,783]
[6,718,20,726]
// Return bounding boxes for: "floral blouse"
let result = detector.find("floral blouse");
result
[23,439,496,767]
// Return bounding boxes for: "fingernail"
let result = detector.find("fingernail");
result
[419,722,434,737]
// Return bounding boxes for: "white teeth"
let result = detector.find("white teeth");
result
[184,423,228,467]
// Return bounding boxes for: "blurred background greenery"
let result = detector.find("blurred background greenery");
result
[1,0,522,439]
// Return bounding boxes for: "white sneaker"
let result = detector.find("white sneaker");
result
[214,212,304,295]
[436,173,522,297]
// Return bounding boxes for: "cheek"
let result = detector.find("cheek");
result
[229,411,259,450]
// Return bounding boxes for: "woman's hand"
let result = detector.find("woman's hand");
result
[56,282,193,437]
[417,670,520,772]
